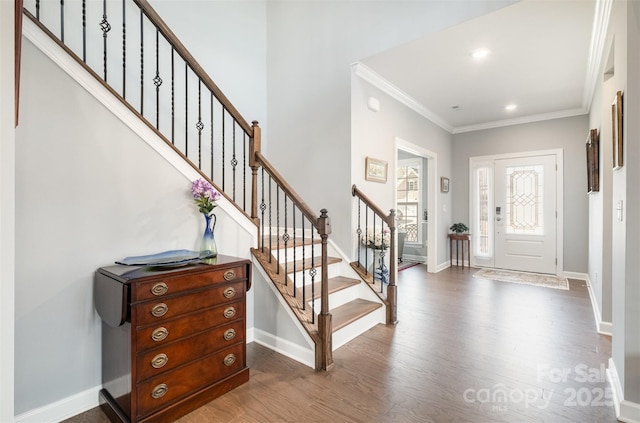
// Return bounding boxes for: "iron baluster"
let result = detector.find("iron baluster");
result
[196,79,203,168]
[221,107,226,191]
[260,167,266,253]
[311,235,315,324]
[82,0,86,62]
[170,47,174,143]
[365,205,369,275]
[60,0,64,43]
[357,199,362,268]
[231,122,237,201]
[276,186,280,275]
[121,0,125,99]
[210,93,214,179]
[268,174,272,264]
[283,194,288,285]
[292,204,297,297]
[139,8,143,114]
[184,62,188,157]
[36,0,40,20]
[301,215,306,310]
[154,28,163,129]
[100,0,111,81]
[243,132,247,211]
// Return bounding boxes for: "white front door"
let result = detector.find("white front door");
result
[494,155,557,274]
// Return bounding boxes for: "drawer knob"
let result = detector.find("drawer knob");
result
[151,383,168,399]
[223,287,236,299]
[151,353,168,369]
[223,328,236,341]
[223,307,236,319]
[151,303,168,318]
[223,270,236,281]
[223,354,236,366]
[151,327,169,342]
[151,282,168,296]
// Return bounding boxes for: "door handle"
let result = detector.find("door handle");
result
[496,217,502,222]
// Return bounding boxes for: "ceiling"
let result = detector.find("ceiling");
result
[358,0,598,134]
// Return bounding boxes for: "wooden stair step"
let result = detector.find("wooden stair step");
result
[298,276,361,301]
[331,299,383,332]
[286,256,341,274]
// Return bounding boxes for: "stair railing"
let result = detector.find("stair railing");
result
[23,0,255,220]
[250,132,333,370]
[351,184,397,325]
[22,0,334,371]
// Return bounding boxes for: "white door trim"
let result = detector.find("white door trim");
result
[469,148,564,276]
[395,137,438,273]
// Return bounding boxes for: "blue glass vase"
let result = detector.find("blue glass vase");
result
[374,249,389,285]
[200,213,218,257]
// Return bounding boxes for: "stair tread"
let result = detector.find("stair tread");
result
[297,276,361,300]
[331,299,382,332]
[286,256,341,274]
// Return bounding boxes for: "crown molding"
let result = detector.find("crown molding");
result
[351,62,454,133]
[452,108,589,134]
[583,0,614,111]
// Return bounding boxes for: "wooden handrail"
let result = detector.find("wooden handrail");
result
[351,184,395,229]
[255,151,320,228]
[133,0,252,136]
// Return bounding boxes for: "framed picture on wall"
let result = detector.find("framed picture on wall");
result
[612,90,623,170]
[586,128,599,193]
[441,177,450,193]
[365,157,388,183]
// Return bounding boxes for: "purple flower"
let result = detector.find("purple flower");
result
[191,178,220,215]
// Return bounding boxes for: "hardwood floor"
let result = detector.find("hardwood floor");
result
[66,265,616,423]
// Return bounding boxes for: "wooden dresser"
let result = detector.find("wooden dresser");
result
[94,255,251,423]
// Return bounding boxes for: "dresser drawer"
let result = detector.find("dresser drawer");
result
[136,320,244,381]
[134,281,245,326]
[132,265,247,302]
[136,343,245,418]
[135,301,244,351]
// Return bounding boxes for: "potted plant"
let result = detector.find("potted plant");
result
[449,223,468,234]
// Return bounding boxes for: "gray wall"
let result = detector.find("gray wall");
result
[452,115,589,273]
[265,0,515,255]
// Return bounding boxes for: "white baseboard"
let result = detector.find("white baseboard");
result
[608,358,640,423]
[579,273,613,336]
[14,385,101,423]
[252,329,314,369]
[435,261,451,272]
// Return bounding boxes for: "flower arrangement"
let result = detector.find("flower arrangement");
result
[191,178,221,215]
[361,227,391,250]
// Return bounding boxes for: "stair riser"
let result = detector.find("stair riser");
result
[310,285,360,311]
[332,306,386,350]
[262,244,322,263]
[288,266,342,284]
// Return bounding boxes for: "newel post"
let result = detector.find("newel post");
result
[316,209,334,371]
[387,209,398,325]
[249,121,261,224]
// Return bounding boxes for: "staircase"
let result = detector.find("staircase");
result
[19,0,396,372]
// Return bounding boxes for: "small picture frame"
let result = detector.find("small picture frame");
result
[441,177,450,193]
[586,128,599,193]
[365,157,388,183]
[612,90,623,170]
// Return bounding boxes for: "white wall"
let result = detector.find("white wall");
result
[0,1,16,421]
[265,0,515,254]
[452,115,589,274]
[352,77,452,268]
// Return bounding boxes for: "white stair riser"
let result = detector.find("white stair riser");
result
[310,284,360,311]
[263,243,323,262]
[288,266,342,284]
[332,306,386,350]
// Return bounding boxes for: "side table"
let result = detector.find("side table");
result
[449,233,471,268]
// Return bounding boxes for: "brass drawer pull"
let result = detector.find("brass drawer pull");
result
[223,328,236,341]
[151,383,168,399]
[151,303,168,318]
[151,327,169,342]
[151,353,168,369]
[223,270,236,281]
[223,354,236,366]
[151,282,168,296]
[223,307,236,319]
[223,287,236,299]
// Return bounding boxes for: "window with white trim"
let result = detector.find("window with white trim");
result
[396,159,422,243]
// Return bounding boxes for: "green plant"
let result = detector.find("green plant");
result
[450,223,468,233]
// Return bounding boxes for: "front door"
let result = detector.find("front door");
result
[493,155,557,274]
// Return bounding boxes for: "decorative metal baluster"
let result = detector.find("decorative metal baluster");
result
[100,0,111,81]
[196,80,203,168]
[60,0,64,43]
[184,62,188,156]
[260,168,266,253]
[365,205,369,275]
[373,214,377,285]
[268,174,272,264]
[310,237,316,324]
[36,0,40,20]
[243,132,247,211]
[276,186,280,275]
[154,28,162,129]
[82,0,86,62]
[221,107,226,191]
[170,47,174,143]
[139,8,143,114]
[283,194,289,286]
[210,93,214,179]
[301,215,306,310]
[357,199,362,268]
[231,122,237,201]
[292,204,297,297]
[121,0,125,98]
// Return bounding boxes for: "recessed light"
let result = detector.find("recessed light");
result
[472,48,490,60]
[505,104,517,111]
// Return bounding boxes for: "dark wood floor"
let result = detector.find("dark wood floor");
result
[67,265,616,423]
